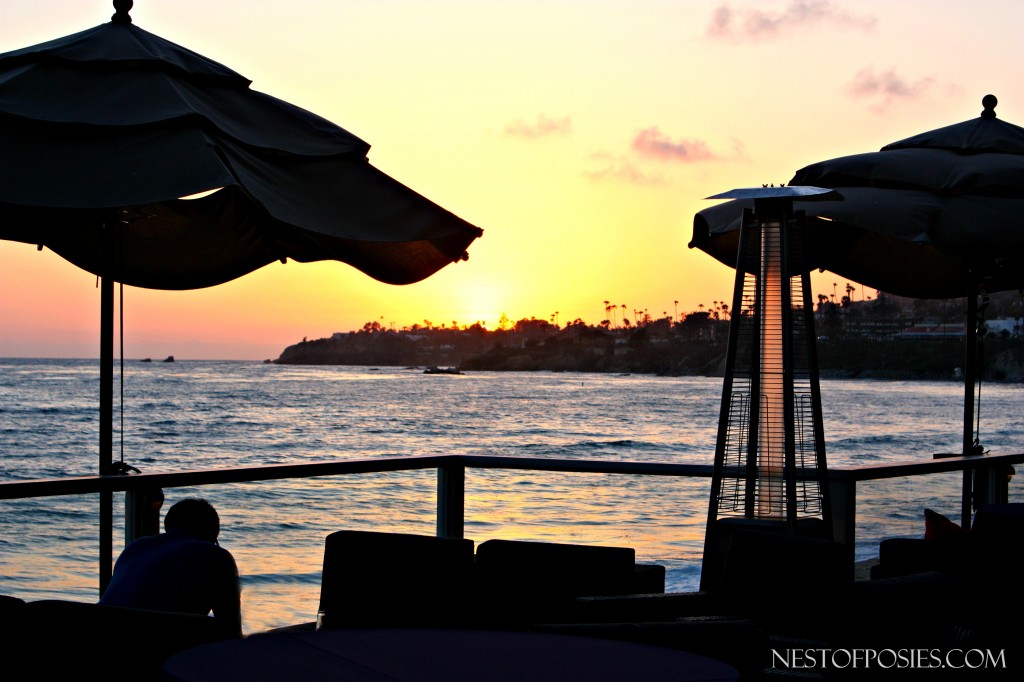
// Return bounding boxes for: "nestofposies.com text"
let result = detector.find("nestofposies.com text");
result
[771,648,1007,671]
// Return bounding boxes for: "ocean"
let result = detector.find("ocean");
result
[2,358,1023,634]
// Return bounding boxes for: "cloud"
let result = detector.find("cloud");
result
[632,127,718,163]
[707,1,876,42]
[584,153,665,185]
[504,115,572,138]
[845,68,935,110]
[585,128,726,184]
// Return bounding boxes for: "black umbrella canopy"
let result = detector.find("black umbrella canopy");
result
[691,95,1024,299]
[0,2,484,592]
[0,2,483,289]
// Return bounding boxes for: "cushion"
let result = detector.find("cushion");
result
[473,539,637,625]
[971,503,1024,541]
[318,530,476,628]
[967,504,1024,586]
[923,508,969,542]
[474,539,637,597]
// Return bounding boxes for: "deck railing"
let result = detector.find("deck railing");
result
[3,451,1023,588]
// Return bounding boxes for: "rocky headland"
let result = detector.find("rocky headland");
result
[274,315,1024,382]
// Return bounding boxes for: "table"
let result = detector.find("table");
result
[162,628,740,681]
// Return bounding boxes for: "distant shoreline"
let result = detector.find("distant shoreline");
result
[4,353,1022,383]
[271,333,1024,383]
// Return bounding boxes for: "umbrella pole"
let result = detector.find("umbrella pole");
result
[960,286,978,528]
[99,274,114,594]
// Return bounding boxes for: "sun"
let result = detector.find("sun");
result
[449,281,511,329]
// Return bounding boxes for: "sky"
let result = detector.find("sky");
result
[1,0,1022,360]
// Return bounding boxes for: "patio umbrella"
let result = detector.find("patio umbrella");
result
[0,2,483,587]
[691,95,1024,522]
[692,95,1024,299]
[0,3,482,289]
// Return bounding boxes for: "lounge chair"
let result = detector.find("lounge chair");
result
[316,530,476,629]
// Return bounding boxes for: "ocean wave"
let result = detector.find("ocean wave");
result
[575,439,641,449]
[241,571,322,586]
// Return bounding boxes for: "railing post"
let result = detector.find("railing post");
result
[125,487,164,545]
[99,274,114,594]
[437,459,465,539]
[828,475,856,579]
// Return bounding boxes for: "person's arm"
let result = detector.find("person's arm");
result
[210,548,243,638]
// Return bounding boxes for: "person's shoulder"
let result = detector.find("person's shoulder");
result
[189,539,238,567]
[209,543,236,562]
[174,536,228,554]
[118,532,164,556]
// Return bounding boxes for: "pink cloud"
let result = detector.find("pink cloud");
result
[846,68,935,110]
[632,127,717,162]
[504,115,572,138]
[584,153,665,185]
[708,1,876,42]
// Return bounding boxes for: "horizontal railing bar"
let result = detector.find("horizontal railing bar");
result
[3,451,1023,501]
[455,455,714,477]
[0,454,456,500]
[827,452,1024,481]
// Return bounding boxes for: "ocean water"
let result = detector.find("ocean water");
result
[2,358,1022,634]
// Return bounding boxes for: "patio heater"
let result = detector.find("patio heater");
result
[699,186,838,590]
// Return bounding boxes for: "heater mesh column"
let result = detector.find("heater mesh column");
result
[700,193,831,589]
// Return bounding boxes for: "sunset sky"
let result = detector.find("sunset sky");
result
[2,0,1022,360]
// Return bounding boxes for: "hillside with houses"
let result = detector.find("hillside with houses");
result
[274,292,1024,381]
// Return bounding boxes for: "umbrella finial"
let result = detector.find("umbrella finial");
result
[981,94,998,119]
[112,0,133,24]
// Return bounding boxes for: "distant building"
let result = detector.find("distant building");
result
[897,323,965,340]
[985,318,1021,337]
[897,317,1021,339]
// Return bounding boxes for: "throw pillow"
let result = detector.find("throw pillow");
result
[923,508,969,542]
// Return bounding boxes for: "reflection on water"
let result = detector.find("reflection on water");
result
[2,360,1023,634]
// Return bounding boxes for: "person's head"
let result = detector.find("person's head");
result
[164,498,220,543]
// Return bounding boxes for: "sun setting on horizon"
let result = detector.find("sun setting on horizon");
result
[2,0,1022,359]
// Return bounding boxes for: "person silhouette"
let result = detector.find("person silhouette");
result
[100,497,242,638]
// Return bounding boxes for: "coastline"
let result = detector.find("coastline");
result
[273,291,1024,380]
[273,334,1024,382]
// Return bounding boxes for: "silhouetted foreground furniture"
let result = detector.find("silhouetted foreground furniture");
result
[312,530,818,678]
[571,527,1016,679]
[163,627,740,682]
[473,538,664,626]
[20,599,234,681]
[316,531,664,630]
[869,503,1024,650]
[576,526,849,635]
[530,618,766,681]
[317,530,475,629]
[872,504,1024,581]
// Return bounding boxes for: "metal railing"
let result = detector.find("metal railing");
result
[3,451,1023,587]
